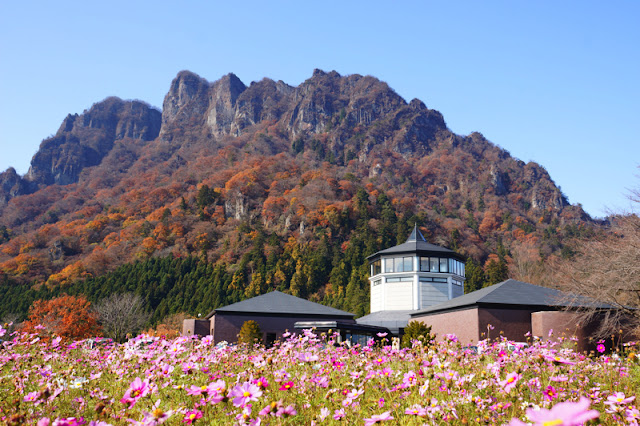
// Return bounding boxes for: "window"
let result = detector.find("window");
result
[419,277,447,283]
[385,258,394,273]
[420,257,429,272]
[440,258,448,273]
[371,260,381,276]
[387,276,413,283]
[403,256,413,272]
[430,257,439,272]
[394,257,403,273]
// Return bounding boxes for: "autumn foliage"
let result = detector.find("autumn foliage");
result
[22,294,101,340]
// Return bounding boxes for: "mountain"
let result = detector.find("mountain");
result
[0,70,595,319]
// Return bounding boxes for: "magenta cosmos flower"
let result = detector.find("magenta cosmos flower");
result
[121,377,152,408]
[182,409,203,424]
[229,381,263,407]
[508,397,599,426]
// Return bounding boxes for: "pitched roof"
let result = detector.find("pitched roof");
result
[367,224,464,260]
[410,279,615,317]
[205,291,355,319]
[356,310,414,334]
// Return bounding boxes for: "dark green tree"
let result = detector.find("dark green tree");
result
[401,321,434,348]
[464,258,486,293]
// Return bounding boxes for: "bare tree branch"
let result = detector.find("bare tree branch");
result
[94,293,150,343]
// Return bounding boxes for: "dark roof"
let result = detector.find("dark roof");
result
[410,279,615,317]
[356,310,414,334]
[367,224,464,261]
[205,291,355,319]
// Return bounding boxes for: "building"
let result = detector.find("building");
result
[357,225,466,334]
[410,279,617,350]
[183,290,356,345]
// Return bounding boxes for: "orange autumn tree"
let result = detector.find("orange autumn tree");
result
[22,294,101,340]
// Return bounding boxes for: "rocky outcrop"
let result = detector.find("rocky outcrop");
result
[25,97,161,187]
[0,168,28,208]
[160,71,211,137]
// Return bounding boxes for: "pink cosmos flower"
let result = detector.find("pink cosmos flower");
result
[596,343,606,353]
[319,407,330,421]
[333,408,345,420]
[499,372,521,393]
[607,391,635,405]
[275,404,297,417]
[278,381,294,391]
[121,377,152,408]
[132,400,172,425]
[605,392,636,413]
[24,390,41,403]
[364,411,394,425]
[254,376,269,389]
[544,385,557,401]
[403,371,418,386]
[405,404,427,416]
[297,352,319,362]
[229,381,262,407]
[182,409,203,424]
[186,385,209,396]
[508,397,599,426]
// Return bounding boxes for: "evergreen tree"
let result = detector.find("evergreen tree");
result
[401,321,434,348]
[464,258,486,293]
[237,320,262,345]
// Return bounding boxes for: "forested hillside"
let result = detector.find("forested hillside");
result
[0,70,597,321]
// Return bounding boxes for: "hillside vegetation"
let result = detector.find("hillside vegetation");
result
[0,70,597,320]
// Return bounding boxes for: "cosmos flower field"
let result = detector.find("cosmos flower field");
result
[1,326,639,425]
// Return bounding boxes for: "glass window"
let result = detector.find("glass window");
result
[394,257,403,272]
[403,257,413,272]
[419,277,433,282]
[461,263,465,277]
[433,277,448,283]
[387,276,413,283]
[440,258,448,273]
[420,257,429,272]
[371,260,381,276]
[430,257,439,272]
[385,258,394,273]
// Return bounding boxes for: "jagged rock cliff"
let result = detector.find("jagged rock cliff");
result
[0,97,161,202]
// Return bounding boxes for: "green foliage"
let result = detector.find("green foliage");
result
[401,321,434,348]
[237,320,262,345]
[291,137,304,154]
[0,225,9,244]
[464,258,486,293]
[484,257,509,287]
[196,184,218,210]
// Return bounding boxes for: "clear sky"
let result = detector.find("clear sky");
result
[1,1,638,218]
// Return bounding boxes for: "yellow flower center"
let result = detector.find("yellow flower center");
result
[201,385,208,391]
[152,408,164,419]
[132,390,141,397]
[243,391,251,397]
[542,420,563,426]
[507,377,515,383]
[189,414,196,420]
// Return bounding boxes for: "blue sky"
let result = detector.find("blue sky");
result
[1,1,638,218]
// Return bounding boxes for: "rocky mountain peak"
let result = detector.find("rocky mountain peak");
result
[160,71,211,134]
[15,97,161,190]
